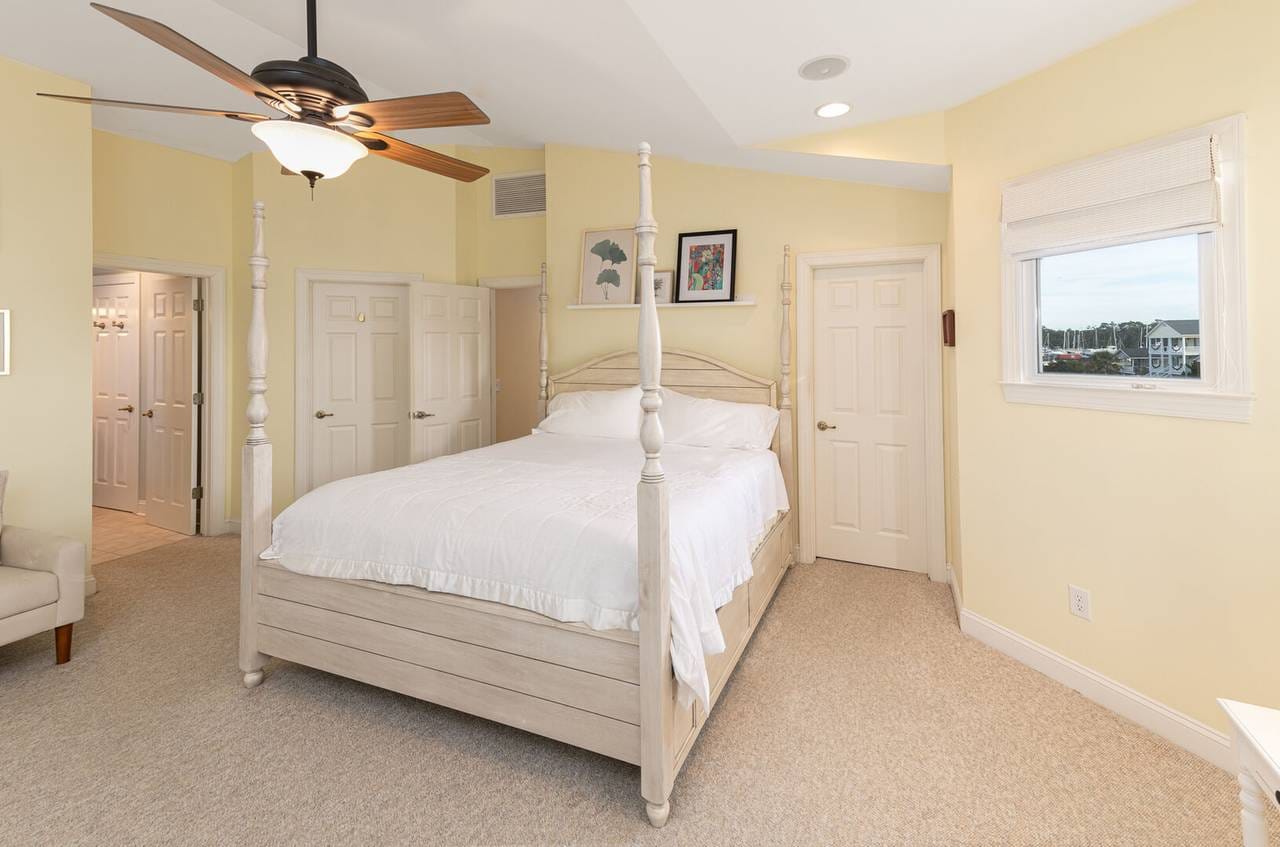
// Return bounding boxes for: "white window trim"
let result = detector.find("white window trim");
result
[1000,115,1251,423]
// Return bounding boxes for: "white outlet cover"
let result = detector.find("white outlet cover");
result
[1068,584,1092,621]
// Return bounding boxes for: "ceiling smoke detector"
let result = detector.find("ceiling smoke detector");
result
[798,55,849,81]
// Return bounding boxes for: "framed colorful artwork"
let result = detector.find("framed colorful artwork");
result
[674,229,737,303]
[579,227,637,305]
[639,269,674,304]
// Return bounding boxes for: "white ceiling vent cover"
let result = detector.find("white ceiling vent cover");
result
[492,171,546,218]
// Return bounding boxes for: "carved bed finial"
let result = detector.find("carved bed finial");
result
[538,261,549,420]
[778,244,796,510]
[636,142,663,482]
[246,201,269,446]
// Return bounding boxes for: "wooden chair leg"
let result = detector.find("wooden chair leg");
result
[54,623,73,665]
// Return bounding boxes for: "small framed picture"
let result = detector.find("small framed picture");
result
[639,270,674,304]
[674,229,737,303]
[579,227,637,305]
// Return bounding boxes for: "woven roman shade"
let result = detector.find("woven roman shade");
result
[1002,133,1219,256]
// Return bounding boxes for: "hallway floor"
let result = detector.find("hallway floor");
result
[90,506,186,566]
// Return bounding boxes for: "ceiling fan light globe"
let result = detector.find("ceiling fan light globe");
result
[250,120,368,180]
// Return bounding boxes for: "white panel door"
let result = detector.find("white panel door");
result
[813,262,927,571]
[91,275,140,512]
[141,273,197,535]
[309,282,410,489]
[411,282,492,461]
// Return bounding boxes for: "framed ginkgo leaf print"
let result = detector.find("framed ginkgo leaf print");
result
[579,228,636,305]
[674,229,737,303]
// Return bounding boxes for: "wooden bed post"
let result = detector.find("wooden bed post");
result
[537,261,549,420]
[635,143,674,828]
[779,244,796,515]
[240,201,270,689]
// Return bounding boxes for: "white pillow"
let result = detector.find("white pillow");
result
[661,388,779,451]
[535,385,642,439]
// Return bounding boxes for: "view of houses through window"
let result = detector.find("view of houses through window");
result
[1037,234,1202,379]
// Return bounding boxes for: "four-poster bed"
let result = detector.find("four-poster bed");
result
[238,143,797,827]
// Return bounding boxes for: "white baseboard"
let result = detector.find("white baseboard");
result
[223,519,241,536]
[958,607,1233,772]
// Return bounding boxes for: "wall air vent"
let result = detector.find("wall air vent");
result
[492,171,546,218]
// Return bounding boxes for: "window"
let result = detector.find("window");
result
[1037,234,1202,380]
[1000,116,1250,422]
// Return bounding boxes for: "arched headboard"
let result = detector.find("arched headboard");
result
[548,349,777,408]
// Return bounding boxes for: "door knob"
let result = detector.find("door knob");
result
[314,410,334,419]
[817,420,837,431]
[142,409,154,418]
[410,410,435,419]
[118,404,135,413]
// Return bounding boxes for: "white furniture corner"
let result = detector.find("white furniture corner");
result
[237,145,797,827]
[0,525,86,664]
[1220,698,1280,847]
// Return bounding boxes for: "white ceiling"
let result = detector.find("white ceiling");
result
[1,0,1190,191]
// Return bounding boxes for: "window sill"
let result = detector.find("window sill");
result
[1000,381,1253,423]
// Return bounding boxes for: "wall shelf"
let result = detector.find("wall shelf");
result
[566,296,757,311]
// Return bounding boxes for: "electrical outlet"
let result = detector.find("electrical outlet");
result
[1068,584,1092,621]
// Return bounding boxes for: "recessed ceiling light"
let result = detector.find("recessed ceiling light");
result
[798,55,849,81]
[815,102,850,119]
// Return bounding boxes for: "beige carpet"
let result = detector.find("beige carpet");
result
[1,537,1275,846]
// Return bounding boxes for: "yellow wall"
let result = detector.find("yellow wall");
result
[944,0,1279,730]
[92,130,238,520]
[0,58,93,546]
[93,130,233,269]
[765,111,949,165]
[544,144,949,380]
[454,145,546,283]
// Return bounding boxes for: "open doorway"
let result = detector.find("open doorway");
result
[482,273,544,442]
[90,257,228,568]
[92,270,202,537]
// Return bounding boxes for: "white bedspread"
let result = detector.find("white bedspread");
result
[263,432,789,708]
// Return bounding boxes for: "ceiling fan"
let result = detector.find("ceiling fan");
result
[38,0,490,191]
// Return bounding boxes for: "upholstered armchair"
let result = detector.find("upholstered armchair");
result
[0,526,86,663]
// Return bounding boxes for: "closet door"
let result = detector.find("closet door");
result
[92,274,140,512]
[309,282,411,489]
[409,282,493,461]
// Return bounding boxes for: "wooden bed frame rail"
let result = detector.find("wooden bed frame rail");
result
[238,145,796,828]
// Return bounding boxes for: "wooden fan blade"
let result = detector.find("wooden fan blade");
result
[333,92,488,131]
[37,92,269,122]
[90,3,298,114]
[353,131,488,182]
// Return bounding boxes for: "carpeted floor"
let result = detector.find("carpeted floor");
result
[1,537,1275,846]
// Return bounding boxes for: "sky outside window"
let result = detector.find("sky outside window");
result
[1039,234,1199,329]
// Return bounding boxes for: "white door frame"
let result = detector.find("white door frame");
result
[93,253,230,537]
[796,244,945,582]
[293,269,424,499]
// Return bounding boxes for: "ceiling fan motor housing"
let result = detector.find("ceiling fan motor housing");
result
[251,55,369,122]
